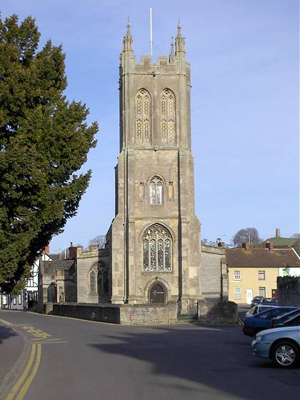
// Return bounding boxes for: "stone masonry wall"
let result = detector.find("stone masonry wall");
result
[50,302,178,325]
[201,245,226,301]
[277,276,300,306]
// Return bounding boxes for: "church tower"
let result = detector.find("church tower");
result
[110,23,202,314]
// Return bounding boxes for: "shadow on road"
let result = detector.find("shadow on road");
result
[0,325,18,346]
[89,325,299,400]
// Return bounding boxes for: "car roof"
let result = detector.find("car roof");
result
[258,305,277,308]
[258,326,300,336]
[255,306,295,316]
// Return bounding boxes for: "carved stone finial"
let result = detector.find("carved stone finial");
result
[170,36,174,60]
[177,21,181,36]
[123,20,134,52]
[126,19,131,35]
[175,22,185,56]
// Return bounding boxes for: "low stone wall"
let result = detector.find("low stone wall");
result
[197,300,238,324]
[52,303,120,324]
[49,302,178,325]
[120,302,177,325]
[277,277,300,306]
[42,301,237,325]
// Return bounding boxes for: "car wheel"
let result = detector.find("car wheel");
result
[271,341,300,368]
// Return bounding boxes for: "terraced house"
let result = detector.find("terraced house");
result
[226,241,300,305]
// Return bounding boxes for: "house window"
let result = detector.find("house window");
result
[234,287,242,300]
[142,224,172,272]
[150,176,163,205]
[234,270,241,281]
[13,296,17,305]
[18,295,22,305]
[259,287,266,297]
[258,270,265,280]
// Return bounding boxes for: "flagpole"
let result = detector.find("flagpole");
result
[150,7,153,57]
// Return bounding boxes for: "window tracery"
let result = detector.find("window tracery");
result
[89,265,98,294]
[160,89,175,144]
[89,262,108,295]
[142,224,172,272]
[136,89,151,144]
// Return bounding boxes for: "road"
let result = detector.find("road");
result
[0,310,299,400]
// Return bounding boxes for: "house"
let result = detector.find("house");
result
[1,247,52,310]
[226,241,300,304]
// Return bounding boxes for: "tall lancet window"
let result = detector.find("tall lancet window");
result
[89,265,98,294]
[136,89,151,144]
[142,224,172,272]
[149,176,163,205]
[160,89,175,144]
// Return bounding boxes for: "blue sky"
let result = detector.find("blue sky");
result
[2,0,299,252]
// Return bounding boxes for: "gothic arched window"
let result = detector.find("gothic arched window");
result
[142,224,172,272]
[149,176,163,205]
[89,265,98,294]
[160,89,175,144]
[136,89,151,144]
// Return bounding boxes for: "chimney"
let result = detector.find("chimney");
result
[42,244,50,254]
[242,242,250,252]
[69,242,77,259]
[265,240,274,251]
[276,228,281,238]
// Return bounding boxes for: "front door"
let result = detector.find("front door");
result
[150,283,165,304]
[246,289,253,305]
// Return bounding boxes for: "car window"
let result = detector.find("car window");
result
[257,311,272,319]
[279,309,300,321]
[251,306,258,315]
[286,315,300,326]
[273,309,300,324]
[257,306,271,313]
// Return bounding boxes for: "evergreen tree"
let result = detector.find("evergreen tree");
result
[0,15,98,292]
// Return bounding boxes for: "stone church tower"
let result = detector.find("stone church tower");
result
[110,23,202,314]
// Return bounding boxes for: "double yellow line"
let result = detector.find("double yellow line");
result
[6,343,41,400]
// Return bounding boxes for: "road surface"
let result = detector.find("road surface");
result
[0,310,299,400]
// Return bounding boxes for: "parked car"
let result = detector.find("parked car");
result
[260,297,278,306]
[250,296,264,308]
[271,308,300,328]
[252,326,300,368]
[246,304,277,318]
[243,307,297,336]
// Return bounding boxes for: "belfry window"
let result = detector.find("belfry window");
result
[136,89,151,144]
[160,89,175,144]
[142,224,172,272]
[150,176,163,205]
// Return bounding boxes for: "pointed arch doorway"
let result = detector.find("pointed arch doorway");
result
[150,282,166,304]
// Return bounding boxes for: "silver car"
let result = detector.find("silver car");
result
[252,326,300,368]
